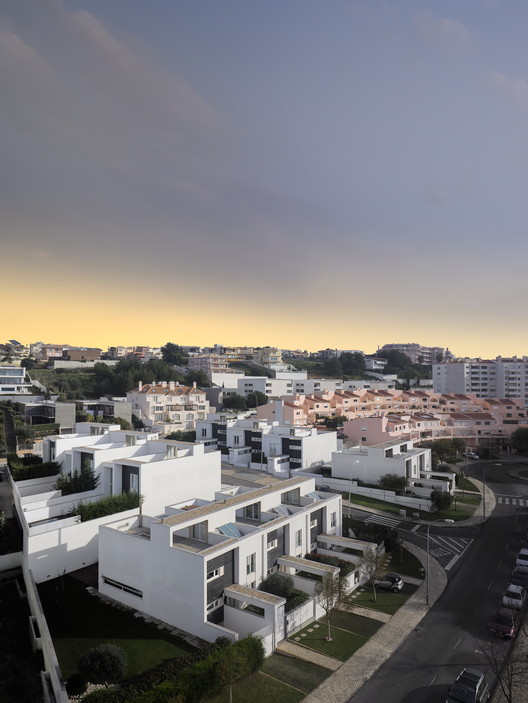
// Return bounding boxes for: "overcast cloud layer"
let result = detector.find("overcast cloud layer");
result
[3,0,528,354]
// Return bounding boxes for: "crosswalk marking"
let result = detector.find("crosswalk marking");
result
[497,497,527,506]
[364,514,400,528]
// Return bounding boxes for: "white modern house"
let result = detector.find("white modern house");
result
[98,474,369,654]
[196,415,338,476]
[0,365,33,394]
[13,423,221,583]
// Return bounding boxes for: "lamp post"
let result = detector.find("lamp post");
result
[426,519,451,606]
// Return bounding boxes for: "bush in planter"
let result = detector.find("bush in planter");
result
[259,573,294,599]
[285,589,310,612]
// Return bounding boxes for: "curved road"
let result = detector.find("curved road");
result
[348,459,528,703]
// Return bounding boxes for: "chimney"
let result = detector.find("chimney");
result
[138,381,143,391]
[193,381,197,389]
[161,381,167,388]
[274,399,284,425]
[169,381,175,390]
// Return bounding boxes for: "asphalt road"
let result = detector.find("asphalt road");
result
[347,460,528,703]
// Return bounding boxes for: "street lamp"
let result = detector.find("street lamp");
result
[426,519,452,606]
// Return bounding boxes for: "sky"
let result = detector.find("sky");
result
[2,0,528,357]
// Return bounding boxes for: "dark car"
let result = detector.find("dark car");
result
[446,667,490,703]
[374,572,403,592]
[489,607,521,639]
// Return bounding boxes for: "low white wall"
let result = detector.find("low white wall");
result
[285,599,317,637]
[16,475,58,497]
[23,489,103,524]
[0,550,23,572]
[27,507,139,583]
[224,604,270,639]
[23,566,69,703]
[301,473,434,512]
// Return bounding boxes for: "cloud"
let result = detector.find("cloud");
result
[490,71,528,110]
[413,10,473,50]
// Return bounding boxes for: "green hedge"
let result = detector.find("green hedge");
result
[285,588,310,613]
[72,492,140,522]
[81,637,236,703]
[7,453,61,481]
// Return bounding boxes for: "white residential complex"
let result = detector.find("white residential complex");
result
[433,357,528,404]
[0,365,33,394]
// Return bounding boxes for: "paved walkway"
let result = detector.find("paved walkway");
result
[276,639,341,671]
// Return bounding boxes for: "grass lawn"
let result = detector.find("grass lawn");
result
[328,610,383,637]
[290,620,368,661]
[38,576,194,680]
[457,476,479,492]
[420,506,475,522]
[207,671,305,703]
[455,493,481,506]
[261,653,332,693]
[518,469,528,479]
[347,583,418,615]
[382,548,424,579]
[347,494,403,515]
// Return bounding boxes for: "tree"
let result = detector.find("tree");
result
[165,430,196,442]
[21,357,36,370]
[360,548,386,602]
[186,370,209,388]
[511,427,528,454]
[161,343,189,366]
[222,394,248,411]
[78,644,127,687]
[216,646,246,703]
[314,572,348,641]
[246,391,268,408]
[480,636,528,703]
[430,490,453,511]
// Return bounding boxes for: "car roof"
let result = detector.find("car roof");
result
[505,584,526,594]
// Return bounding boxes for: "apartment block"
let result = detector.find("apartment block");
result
[127,381,210,429]
[433,357,528,404]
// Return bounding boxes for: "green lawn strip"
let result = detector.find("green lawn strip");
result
[347,584,418,615]
[455,493,481,506]
[261,653,332,693]
[383,548,424,579]
[518,469,528,479]
[456,477,479,492]
[328,610,383,637]
[347,494,402,515]
[420,506,475,522]
[290,622,367,661]
[38,576,193,680]
[207,671,305,703]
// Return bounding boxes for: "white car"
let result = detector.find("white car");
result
[515,548,528,568]
[463,451,479,460]
[502,584,526,610]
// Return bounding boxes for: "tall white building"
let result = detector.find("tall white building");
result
[433,357,528,403]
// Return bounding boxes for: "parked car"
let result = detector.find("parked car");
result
[502,584,527,610]
[462,451,479,460]
[510,565,528,588]
[489,607,521,639]
[374,572,403,592]
[515,548,528,568]
[446,667,490,703]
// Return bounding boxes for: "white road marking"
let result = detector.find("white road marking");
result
[454,636,462,650]
[425,674,438,692]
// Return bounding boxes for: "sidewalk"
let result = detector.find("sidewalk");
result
[300,479,494,702]
[302,542,447,703]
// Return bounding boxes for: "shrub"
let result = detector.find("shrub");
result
[430,490,453,511]
[285,588,310,612]
[304,551,355,577]
[72,492,140,521]
[259,573,294,599]
[7,453,61,481]
[79,644,127,686]
[53,460,100,495]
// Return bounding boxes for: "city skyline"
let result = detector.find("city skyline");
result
[3,1,528,356]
